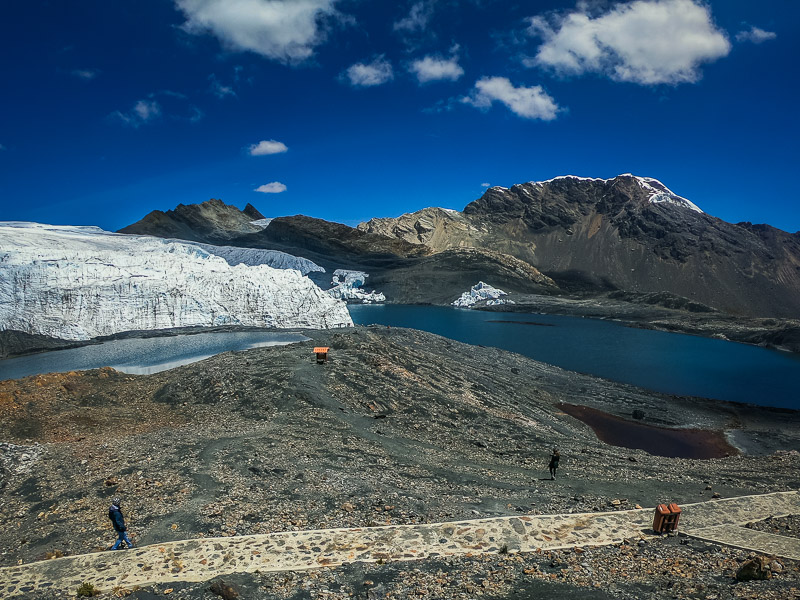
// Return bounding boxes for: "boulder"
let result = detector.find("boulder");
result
[736,556,772,581]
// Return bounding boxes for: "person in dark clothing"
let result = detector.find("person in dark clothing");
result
[548,447,560,480]
[108,497,134,550]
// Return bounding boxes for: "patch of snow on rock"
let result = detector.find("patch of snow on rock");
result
[250,218,274,229]
[452,282,508,308]
[327,269,386,304]
[628,175,704,214]
[0,222,352,341]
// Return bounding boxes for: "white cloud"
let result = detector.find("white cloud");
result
[255,182,287,193]
[481,182,491,187]
[394,2,432,33]
[72,69,99,80]
[409,55,464,83]
[736,26,777,44]
[112,99,162,127]
[249,140,288,156]
[175,0,340,63]
[343,56,393,87]
[528,0,731,85]
[463,77,560,121]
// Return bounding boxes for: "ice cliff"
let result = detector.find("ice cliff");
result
[327,270,386,303]
[0,222,352,341]
[452,282,511,308]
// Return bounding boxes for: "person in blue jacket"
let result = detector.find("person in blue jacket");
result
[108,497,134,550]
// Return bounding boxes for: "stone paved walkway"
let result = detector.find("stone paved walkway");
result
[684,525,800,560]
[1,491,797,598]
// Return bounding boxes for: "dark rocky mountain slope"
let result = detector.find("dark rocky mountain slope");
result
[360,175,800,318]
[118,204,557,303]
[118,198,263,244]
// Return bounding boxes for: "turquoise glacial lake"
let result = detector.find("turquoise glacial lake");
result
[0,331,309,379]
[348,305,800,410]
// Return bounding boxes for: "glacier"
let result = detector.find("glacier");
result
[0,222,352,341]
[188,241,324,275]
[452,282,508,308]
[327,270,386,303]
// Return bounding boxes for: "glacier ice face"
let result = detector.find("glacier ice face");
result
[188,241,325,275]
[0,222,352,341]
[486,298,515,306]
[327,269,386,303]
[452,281,508,308]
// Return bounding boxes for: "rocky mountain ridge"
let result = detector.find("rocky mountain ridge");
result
[119,198,263,244]
[115,175,800,318]
[118,207,559,305]
[360,174,800,318]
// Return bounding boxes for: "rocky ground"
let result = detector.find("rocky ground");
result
[747,515,800,540]
[477,292,800,354]
[67,537,797,600]
[1,326,799,599]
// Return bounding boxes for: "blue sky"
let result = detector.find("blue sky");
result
[1,0,798,232]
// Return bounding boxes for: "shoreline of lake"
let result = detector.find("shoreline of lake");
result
[349,305,800,411]
[474,293,800,354]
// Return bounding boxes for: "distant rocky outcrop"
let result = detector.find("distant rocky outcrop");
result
[242,203,265,221]
[119,198,263,244]
[360,175,800,318]
[368,248,556,305]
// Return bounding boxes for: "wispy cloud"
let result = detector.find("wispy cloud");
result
[394,1,432,33]
[209,74,236,98]
[111,92,203,127]
[480,182,490,187]
[255,182,287,193]
[736,26,777,44]
[72,69,100,80]
[528,0,730,85]
[249,140,288,156]
[463,77,560,121]
[343,56,393,87]
[409,55,464,83]
[175,0,342,64]
[112,99,162,127]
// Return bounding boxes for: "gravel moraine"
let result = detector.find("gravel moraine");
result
[1,325,798,599]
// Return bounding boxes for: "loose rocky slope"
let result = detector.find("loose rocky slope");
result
[0,327,798,599]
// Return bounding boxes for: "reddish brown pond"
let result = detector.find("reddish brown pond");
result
[559,403,738,459]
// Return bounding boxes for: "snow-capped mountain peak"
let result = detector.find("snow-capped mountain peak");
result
[521,174,704,213]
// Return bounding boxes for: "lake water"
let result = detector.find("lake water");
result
[348,305,800,410]
[0,331,309,379]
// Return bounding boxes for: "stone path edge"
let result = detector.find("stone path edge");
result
[0,490,797,598]
[683,525,800,561]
